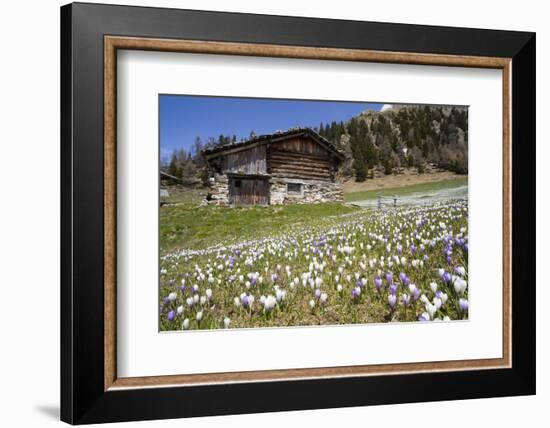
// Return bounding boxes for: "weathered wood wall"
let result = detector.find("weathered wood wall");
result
[268,136,334,181]
[229,177,269,206]
[223,145,267,175]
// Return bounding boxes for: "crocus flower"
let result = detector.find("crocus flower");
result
[401,294,410,306]
[223,317,231,328]
[320,292,328,304]
[352,286,361,299]
[418,313,430,321]
[168,292,177,302]
[374,276,382,291]
[425,303,437,319]
[167,310,175,321]
[442,271,452,284]
[459,298,469,312]
[385,272,393,284]
[182,318,190,329]
[196,311,203,321]
[454,278,467,295]
[309,299,316,309]
[388,294,397,308]
[263,295,277,311]
[389,284,398,295]
[177,305,184,315]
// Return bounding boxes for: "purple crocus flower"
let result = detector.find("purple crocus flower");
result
[374,276,382,291]
[459,298,469,312]
[388,294,397,309]
[389,284,398,295]
[356,279,363,288]
[314,289,321,299]
[241,295,250,307]
[271,273,278,282]
[399,272,407,283]
[397,245,402,255]
[167,310,175,321]
[351,287,361,299]
[464,243,469,252]
[418,313,429,321]
[410,244,417,254]
[442,271,452,283]
[385,272,393,284]
[401,294,411,306]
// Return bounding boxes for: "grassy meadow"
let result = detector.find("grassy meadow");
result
[159,181,469,331]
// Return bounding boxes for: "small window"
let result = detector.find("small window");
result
[287,183,302,194]
[234,179,241,188]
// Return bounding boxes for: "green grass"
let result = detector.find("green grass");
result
[344,177,468,202]
[160,202,359,254]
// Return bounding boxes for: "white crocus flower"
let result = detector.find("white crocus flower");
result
[426,303,437,320]
[430,282,438,294]
[309,299,316,309]
[168,292,177,302]
[320,292,328,304]
[196,311,203,321]
[182,318,190,330]
[177,305,184,315]
[264,295,277,311]
[453,278,468,295]
[223,317,231,328]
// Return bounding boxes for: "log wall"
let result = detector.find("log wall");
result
[223,145,267,175]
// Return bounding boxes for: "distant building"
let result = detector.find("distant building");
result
[160,171,181,186]
[202,128,345,206]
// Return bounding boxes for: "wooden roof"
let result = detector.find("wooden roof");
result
[202,128,345,160]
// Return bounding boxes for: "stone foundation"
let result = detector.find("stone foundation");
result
[204,174,343,206]
[204,173,229,205]
[270,178,343,205]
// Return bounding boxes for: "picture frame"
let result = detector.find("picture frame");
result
[61,2,535,424]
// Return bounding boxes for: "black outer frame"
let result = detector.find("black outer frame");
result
[60,2,535,424]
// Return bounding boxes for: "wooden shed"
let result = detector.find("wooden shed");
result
[202,128,345,206]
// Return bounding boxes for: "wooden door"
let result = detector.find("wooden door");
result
[229,177,269,206]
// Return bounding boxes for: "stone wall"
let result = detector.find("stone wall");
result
[204,173,229,205]
[204,174,344,206]
[269,177,343,205]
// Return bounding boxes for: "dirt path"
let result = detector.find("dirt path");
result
[342,169,465,193]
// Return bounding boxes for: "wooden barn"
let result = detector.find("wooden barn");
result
[202,128,345,206]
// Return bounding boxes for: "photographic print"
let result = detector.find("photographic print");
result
[159,95,469,331]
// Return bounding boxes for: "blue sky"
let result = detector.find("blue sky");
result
[159,95,384,159]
